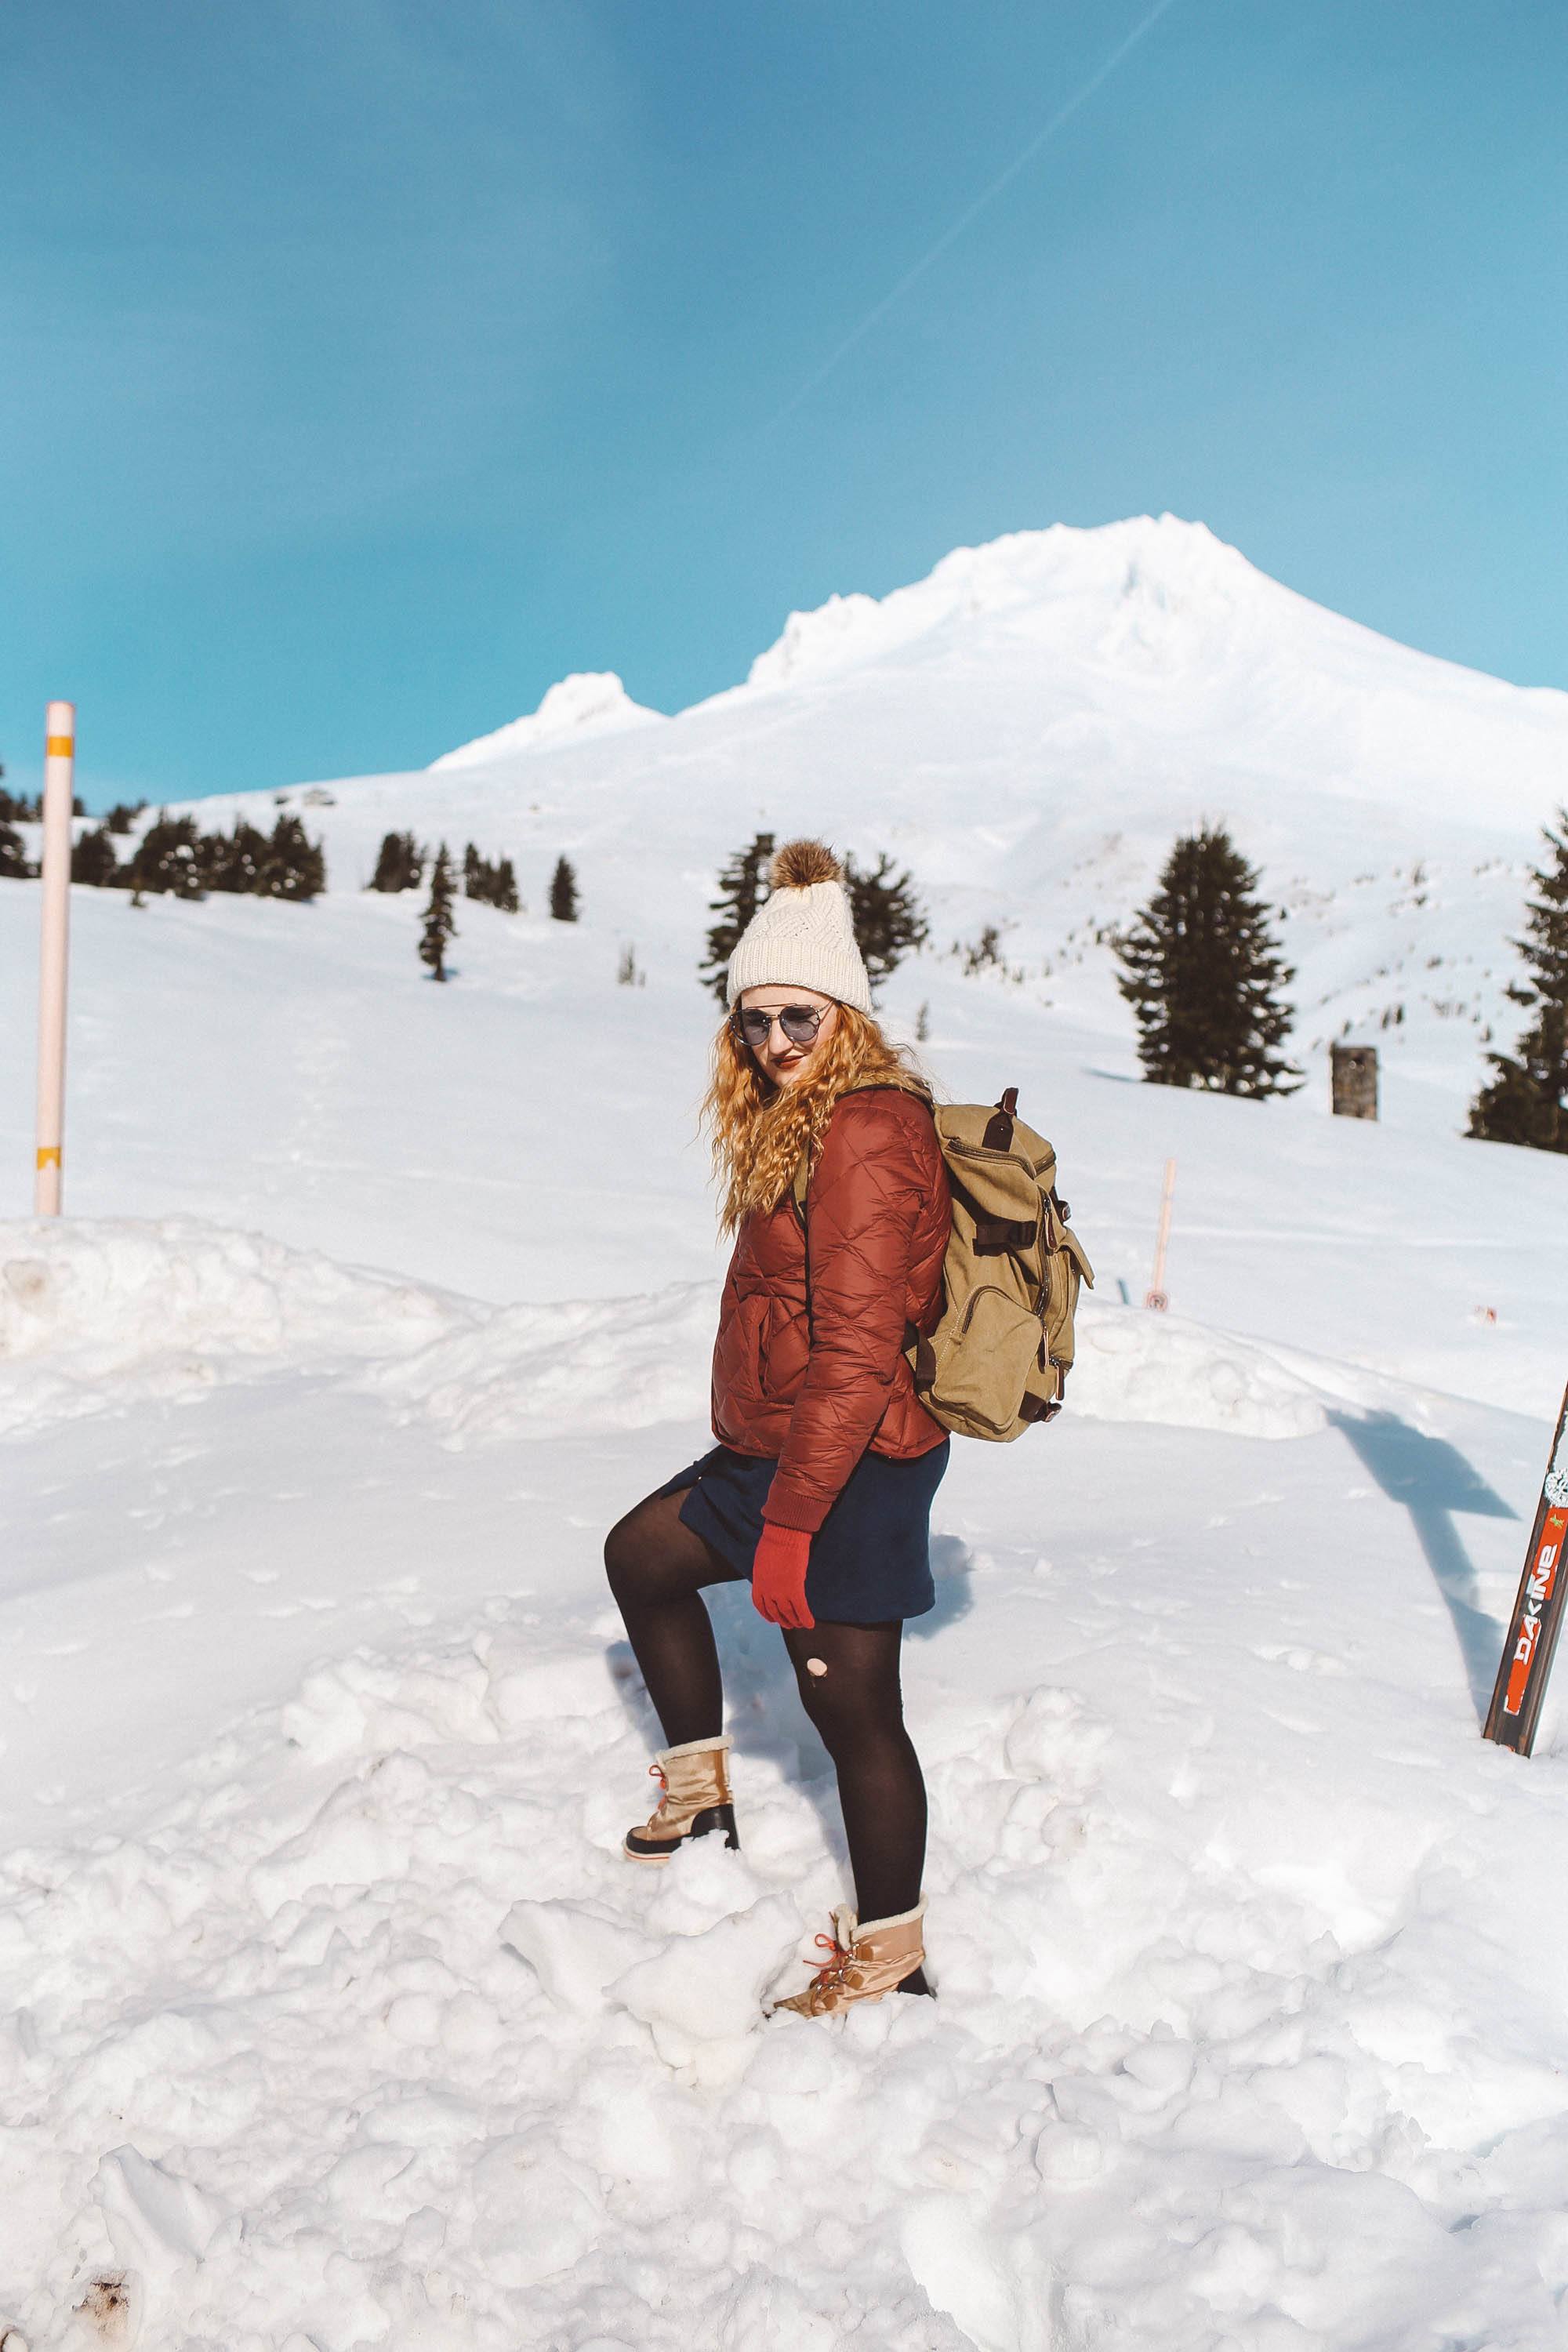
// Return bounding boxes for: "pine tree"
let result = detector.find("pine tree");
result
[844,851,928,995]
[197,820,264,893]
[419,844,458,981]
[368,831,423,892]
[1115,824,1299,1095]
[71,826,122,886]
[1469,813,1568,1152]
[700,832,775,1001]
[549,855,579,922]
[0,819,31,879]
[460,844,520,910]
[103,800,147,836]
[128,814,206,899]
[254,813,325,900]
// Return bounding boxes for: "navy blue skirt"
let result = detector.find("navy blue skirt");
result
[658,1439,950,1624]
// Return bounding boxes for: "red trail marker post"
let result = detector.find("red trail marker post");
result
[1484,1381,1568,1757]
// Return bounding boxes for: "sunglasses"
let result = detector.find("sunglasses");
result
[731,1003,829,1050]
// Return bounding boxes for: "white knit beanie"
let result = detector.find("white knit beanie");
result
[726,840,873,1012]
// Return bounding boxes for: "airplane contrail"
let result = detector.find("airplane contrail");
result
[765,0,1184,430]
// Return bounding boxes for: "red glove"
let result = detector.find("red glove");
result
[751,1523,815,1629]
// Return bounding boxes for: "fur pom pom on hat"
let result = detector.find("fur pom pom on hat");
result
[769,839,842,889]
[725,838,873,1012]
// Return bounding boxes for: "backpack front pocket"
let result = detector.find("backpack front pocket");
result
[924,1283,1045,1439]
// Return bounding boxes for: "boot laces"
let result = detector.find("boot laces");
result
[808,1929,855,1993]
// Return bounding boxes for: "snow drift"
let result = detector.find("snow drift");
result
[0,1216,1341,1448]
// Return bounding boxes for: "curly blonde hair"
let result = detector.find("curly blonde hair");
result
[703,1004,924,1235]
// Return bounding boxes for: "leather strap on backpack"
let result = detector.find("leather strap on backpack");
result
[982,1086,1019,1152]
[790,1152,810,1226]
[972,1216,1039,1256]
[789,1151,814,1341]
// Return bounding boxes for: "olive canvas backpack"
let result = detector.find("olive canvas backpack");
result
[793,1082,1094,1443]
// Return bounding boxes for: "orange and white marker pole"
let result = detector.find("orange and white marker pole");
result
[34,700,74,1216]
[1145,1156,1176,1311]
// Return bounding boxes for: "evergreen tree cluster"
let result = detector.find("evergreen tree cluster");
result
[380,834,579,982]
[198,814,326,899]
[1468,813,1568,1152]
[1114,824,1299,1097]
[132,812,325,901]
[1,779,92,877]
[368,831,425,893]
[0,808,325,900]
[699,833,927,1004]
[125,817,204,899]
[0,786,87,822]
[368,829,550,919]
[464,842,521,913]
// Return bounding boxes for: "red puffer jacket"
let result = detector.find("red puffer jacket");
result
[710,1086,951,1532]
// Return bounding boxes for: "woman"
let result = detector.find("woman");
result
[604,839,952,2019]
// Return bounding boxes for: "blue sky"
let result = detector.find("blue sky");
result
[2,0,1563,807]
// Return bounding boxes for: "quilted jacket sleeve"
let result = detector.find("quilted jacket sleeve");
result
[761,1091,931,1533]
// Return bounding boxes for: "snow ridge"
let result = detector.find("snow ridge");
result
[0,1218,1343,1447]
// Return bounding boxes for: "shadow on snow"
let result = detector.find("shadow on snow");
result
[1330,1409,1516,1722]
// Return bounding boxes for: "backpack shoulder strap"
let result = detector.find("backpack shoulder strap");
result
[790,1151,810,1226]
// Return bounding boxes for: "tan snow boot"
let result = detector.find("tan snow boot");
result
[772,1898,929,2016]
[622,1735,739,1864]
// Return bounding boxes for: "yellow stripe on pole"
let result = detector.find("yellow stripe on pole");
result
[36,1146,61,1170]
[45,735,74,756]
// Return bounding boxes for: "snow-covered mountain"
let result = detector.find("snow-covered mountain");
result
[166,514,1568,1098]
[429,670,663,771]
[3,516,1568,2350]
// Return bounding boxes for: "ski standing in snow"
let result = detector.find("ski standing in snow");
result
[1485,1379,1568,1756]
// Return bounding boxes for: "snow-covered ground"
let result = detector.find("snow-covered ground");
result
[2,517,1567,2348]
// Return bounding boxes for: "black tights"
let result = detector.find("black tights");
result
[604,1488,927,1923]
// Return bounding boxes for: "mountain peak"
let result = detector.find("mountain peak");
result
[430,673,662,773]
[738,514,1269,695]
